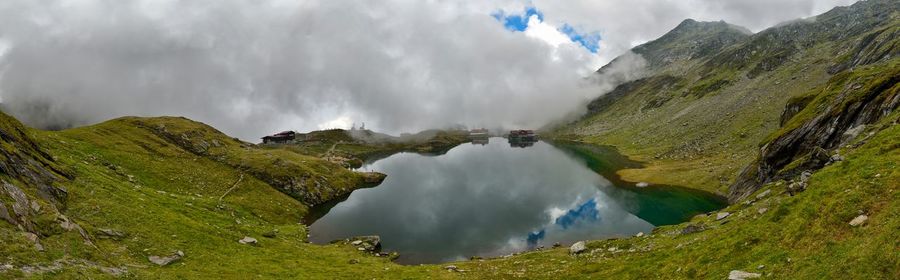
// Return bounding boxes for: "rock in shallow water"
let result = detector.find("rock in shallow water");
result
[349,235,381,251]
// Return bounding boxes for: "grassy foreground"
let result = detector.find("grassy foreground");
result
[0,108,895,279]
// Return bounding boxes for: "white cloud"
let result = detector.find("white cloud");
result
[0,0,860,139]
[533,0,859,64]
[523,15,572,48]
[318,116,353,131]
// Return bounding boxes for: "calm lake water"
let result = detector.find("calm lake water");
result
[306,138,725,264]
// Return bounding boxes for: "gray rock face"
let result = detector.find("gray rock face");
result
[0,201,14,225]
[148,251,184,266]
[728,270,761,279]
[728,56,900,203]
[849,215,868,226]
[841,124,866,144]
[3,182,33,231]
[755,190,771,199]
[569,241,586,255]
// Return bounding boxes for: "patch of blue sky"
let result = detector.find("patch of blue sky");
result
[492,6,601,53]
[559,24,602,53]
[491,6,544,32]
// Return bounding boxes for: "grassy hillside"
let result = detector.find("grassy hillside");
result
[1,105,897,279]
[554,0,899,196]
[0,114,433,279]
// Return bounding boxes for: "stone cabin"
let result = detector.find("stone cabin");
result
[262,131,296,144]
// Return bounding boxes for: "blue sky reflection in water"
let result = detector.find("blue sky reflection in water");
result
[308,138,722,264]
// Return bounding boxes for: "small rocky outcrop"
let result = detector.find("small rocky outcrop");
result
[360,172,387,184]
[443,265,467,273]
[238,236,258,246]
[729,64,900,202]
[681,224,705,235]
[96,228,127,240]
[849,215,869,226]
[569,241,586,255]
[728,270,761,280]
[349,236,381,252]
[148,251,184,266]
[716,212,731,221]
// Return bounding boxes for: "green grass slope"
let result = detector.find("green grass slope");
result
[0,114,440,279]
[1,106,896,279]
[554,0,899,195]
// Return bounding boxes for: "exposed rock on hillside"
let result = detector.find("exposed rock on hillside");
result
[0,112,72,235]
[557,0,900,198]
[729,62,900,202]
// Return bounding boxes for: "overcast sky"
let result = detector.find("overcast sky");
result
[0,0,858,140]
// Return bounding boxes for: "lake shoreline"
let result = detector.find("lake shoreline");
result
[304,138,727,264]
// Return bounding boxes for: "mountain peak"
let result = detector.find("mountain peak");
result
[628,19,751,68]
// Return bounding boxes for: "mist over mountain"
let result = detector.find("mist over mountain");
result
[0,0,856,139]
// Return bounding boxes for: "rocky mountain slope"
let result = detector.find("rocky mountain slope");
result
[556,0,899,200]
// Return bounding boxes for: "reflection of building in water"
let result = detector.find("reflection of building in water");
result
[508,139,535,148]
[507,130,538,148]
[472,138,489,145]
[468,128,489,139]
